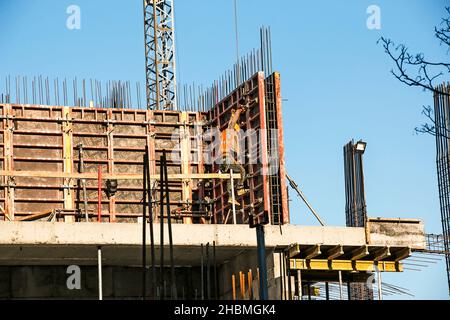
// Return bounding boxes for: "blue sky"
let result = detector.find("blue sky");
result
[0,0,449,299]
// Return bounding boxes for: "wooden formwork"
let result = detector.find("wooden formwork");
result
[0,105,206,222]
[0,72,288,225]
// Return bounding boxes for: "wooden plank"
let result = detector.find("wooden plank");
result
[3,104,14,220]
[257,72,271,223]
[0,170,241,180]
[107,109,116,222]
[180,112,192,224]
[16,210,53,221]
[62,106,74,222]
[274,72,289,224]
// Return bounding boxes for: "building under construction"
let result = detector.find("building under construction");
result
[0,0,434,300]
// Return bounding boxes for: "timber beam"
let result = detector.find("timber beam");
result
[372,246,391,261]
[0,171,241,181]
[326,245,344,260]
[347,245,369,260]
[393,247,411,261]
[304,244,321,259]
[287,243,300,258]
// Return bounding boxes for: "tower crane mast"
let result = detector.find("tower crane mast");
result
[143,0,178,110]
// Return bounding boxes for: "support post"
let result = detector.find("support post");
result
[248,269,253,300]
[230,169,237,224]
[297,270,302,300]
[307,282,311,300]
[377,270,383,300]
[285,252,292,300]
[213,241,218,299]
[256,224,268,300]
[239,271,245,300]
[98,246,103,300]
[347,281,351,300]
[206,242,211,300]
[201,244,204,300]
[338,271,343,300]
[232,274,236,300]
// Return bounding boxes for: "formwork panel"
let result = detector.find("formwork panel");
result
[0,74,288,224]
[207,72,270,225]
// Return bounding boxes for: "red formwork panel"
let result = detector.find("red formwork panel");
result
[206,71,289,226]
[207,72,271,225]
[267,72,289,225]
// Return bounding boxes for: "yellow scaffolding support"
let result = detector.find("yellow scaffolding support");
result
[290,259,402,272]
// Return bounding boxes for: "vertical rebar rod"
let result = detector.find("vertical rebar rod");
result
[279,252,284,300]
[201,243,204,300]
[98,165,102,222]
[146,146,156,300]
[142,152,147,300]
[163,150,176,299]
[78,145,89,222]
[159,152,165,300]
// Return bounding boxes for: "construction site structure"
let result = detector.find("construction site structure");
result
[0,76,427,299]
[0,0,432,300]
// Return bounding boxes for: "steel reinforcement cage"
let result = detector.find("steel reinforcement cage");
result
[433,83,450,293]
[0,72,288,226]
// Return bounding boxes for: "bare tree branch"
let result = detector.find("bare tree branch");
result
[380,7,450,138]
[378,7,449,97]
[414,105,450,139]
[435,7,450,47]
[378,37,449,96]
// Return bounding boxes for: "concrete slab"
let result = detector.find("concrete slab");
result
[0,221,425,267]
